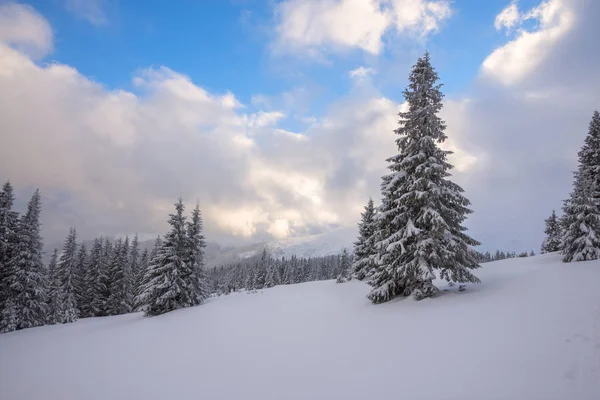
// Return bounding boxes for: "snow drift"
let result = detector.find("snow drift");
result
[1,253,599,400]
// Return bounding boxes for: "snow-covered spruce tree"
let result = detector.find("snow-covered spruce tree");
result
[186,203,208,304]
[253,249,269,289]
[129,234,140,301]
[90,238,113,316]
[0,181,19,329]
[313,258,323,280]
[368,52,481,303]
[130,248,147,310]
[562,111,600,262]
[264,253,280,288]
[352,198,377,280]
[86,238,104,317]
[136,199,193,316]
[73,243,89,317]
[562,176,600,262]
[1,190,48,332]
[46,248,65,324]
[56,228,79,322]
[106,238,132,315]
[134,248,149,298]
[281,259,293,285]
[133,239,158,312]
[541,210,562,253]
[336,248,351,283]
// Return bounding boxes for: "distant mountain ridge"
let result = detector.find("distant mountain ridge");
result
[44,226,359,266]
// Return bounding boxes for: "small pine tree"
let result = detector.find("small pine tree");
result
[253,249,269,289]
[245,262,256,290]
[336,248,351,283]
[352,198,377,280]
[73,243,89,317]
[2,190,49,331]
[86,238,104,317]
[56,228,79,323]
[562,177,600,262]
[91,238,113,316]
[136,199,193,316]
[562,111,600,262]
[541,210,562,253]
[264,253,280,288]
[368,52,480,303]
[128,234,140,305]
[106,238,132,315]
[186,203,208,304]
[280,258,291,285]
[0,181,19,329]
[47,249,64,324]
[133,248,148,299]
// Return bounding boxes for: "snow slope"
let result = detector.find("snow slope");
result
[1,253,599,400]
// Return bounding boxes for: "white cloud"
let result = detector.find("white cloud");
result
[4,0,596,255]
[268,219,291,239]
[0,28,476,244]
[0,2,52,59]
[494,1,520,33]
[274,0,390,55]
[482,0,575,85]
[273,0,452,56]
[64,0,108,26]
[390,0,452,35]
[0,19,451,244]
[349,66,375,79]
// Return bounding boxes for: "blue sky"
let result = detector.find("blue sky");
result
[1,0,599,252]
[26,0,535,121]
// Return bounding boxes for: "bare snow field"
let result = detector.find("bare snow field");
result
[1,253,599,400]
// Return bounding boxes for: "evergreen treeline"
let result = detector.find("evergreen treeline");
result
[476,250,536,262]
[0,192,210,333]
[537,111,600,261]
[207,248,353,295]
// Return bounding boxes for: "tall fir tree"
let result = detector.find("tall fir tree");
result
[281,258,293,285]
[245,262,256,290]
[91,238,113,316]
[86,238,104,317]
[133,239,158,312]
[136,199,193,316]
[352,198,377,280]
[73,243,89,317]
[0,190,48,332]
[106,237,132,315]
[562,176,600,262]
[128,234,140,305]
[186,203,208,304]
[0,181,19,329]
[253,248,269,289]
[562,111,600,262]
[264,253,280,288]
[368,52,480,303]
[541,210,562,253]
[133,249,150,311]
[56,228,79,322]
[47,248,65,324]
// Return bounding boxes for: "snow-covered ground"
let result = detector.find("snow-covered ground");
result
[1,253,599,400]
